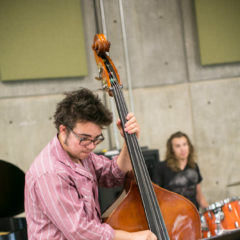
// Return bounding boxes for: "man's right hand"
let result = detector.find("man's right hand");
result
[114,229,157,240]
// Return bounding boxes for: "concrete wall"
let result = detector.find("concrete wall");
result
[1,0,240,205]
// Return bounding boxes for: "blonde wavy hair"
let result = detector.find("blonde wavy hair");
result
[165,131,196,172]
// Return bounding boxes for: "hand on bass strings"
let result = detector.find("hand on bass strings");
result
[116,112,140,173]
[114,229,157,240]
[116,112,140,138]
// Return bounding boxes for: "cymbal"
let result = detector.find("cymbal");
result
[226,181,240,187]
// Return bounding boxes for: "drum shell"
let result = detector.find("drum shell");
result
[201,197,240,236]
[200,214,211,238]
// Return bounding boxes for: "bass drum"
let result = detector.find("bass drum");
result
[201,197,240,236]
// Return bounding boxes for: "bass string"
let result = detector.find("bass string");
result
[106,63,157,217]
[110,79,169,239]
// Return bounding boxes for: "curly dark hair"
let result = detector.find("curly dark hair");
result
[54,88,113,132]
[165,131,196,172]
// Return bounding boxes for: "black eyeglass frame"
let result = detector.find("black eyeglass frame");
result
[67,127,104,146]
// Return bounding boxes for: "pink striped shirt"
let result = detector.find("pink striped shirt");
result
[25,135,125,240]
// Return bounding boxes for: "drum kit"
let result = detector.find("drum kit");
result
[200,181,240,239]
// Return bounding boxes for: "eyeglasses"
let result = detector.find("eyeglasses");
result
[67,127,104,146]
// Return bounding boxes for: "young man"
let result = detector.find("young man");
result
[25,88,156,240]
[152,131,208,210]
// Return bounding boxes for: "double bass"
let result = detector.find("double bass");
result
[92,34,202,240]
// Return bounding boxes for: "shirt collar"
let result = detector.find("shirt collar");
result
[53,135,94,180]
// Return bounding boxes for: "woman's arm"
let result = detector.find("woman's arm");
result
[196,183,209,209]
